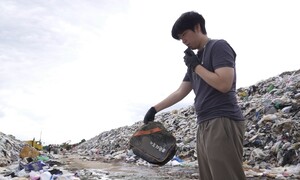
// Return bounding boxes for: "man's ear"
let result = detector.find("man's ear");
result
[194,24,201,33]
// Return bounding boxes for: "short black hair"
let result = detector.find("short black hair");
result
[171,11,207,40]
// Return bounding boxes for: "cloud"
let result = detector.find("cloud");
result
[0,0,299,144]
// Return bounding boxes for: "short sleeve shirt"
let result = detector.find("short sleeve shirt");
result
[183,39,244,124]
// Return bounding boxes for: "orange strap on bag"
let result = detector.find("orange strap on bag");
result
[133,127,162,136]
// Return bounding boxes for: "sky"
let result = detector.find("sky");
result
[0,0,299,145]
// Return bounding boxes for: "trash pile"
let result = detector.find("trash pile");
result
[0,133,23,167]
[0,140,80,180]
[0,69,300,179]
[239,69,300,178]
[75,69,300,179]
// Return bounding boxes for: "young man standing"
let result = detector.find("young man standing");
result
[143,11,246,180]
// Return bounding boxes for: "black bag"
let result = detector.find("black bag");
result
[129,121,177,166]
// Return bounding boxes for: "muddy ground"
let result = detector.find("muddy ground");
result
[57,154,277,180]
[59,154,199,179]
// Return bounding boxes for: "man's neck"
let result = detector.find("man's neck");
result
[200,36,210,50]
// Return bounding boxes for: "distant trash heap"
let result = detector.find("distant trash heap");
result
[0,139,79,179]
[0,69,300,179]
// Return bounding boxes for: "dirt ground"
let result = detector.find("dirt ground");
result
[59,154,199,179]
[57,154,284,180]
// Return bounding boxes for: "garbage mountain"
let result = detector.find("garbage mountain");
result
[76,69,300,172]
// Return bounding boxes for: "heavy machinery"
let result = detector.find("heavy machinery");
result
[24,138,43,151]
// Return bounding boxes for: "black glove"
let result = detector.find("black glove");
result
[184,48,201,71]
[143,107,157,124]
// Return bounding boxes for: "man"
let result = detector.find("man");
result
[143,11,246,180]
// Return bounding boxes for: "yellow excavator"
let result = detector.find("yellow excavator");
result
[25,138,43,151]
[24,132,43,151]
[24,138,43,151]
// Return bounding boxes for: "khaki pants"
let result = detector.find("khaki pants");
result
[196,117,246,180]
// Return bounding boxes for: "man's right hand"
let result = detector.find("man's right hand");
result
[143,107,157,124]
[184,48,201,71]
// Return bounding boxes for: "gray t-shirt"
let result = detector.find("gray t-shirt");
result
[183,39,244,124]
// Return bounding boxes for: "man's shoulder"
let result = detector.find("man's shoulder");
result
[210,39,236,57]
[210,39,227,45]
[210,39,234,50]
[206,39,223,50]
